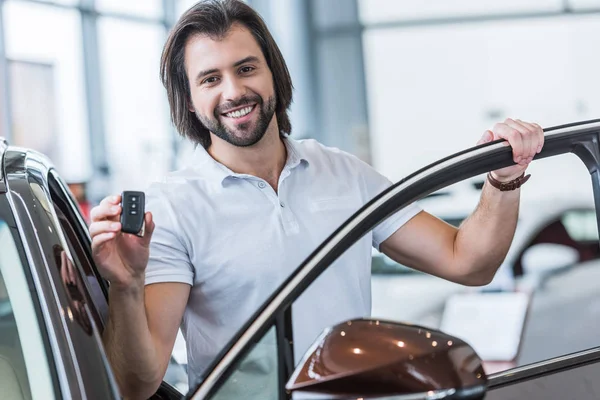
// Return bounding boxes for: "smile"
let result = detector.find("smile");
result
[223,105,255,119]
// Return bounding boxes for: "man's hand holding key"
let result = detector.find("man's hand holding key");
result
[89,194,155,289]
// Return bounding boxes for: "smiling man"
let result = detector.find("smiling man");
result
[88,0,544,399]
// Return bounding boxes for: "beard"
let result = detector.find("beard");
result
[195,94,277,147]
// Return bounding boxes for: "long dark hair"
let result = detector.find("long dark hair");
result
[160,0,293,149]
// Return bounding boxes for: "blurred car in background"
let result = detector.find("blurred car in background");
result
[370,176,598,327]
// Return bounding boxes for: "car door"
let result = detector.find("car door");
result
[1,144,184,399]
[184,119,600,399]
[1,146,123,399]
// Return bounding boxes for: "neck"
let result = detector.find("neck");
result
[207,119,287,189]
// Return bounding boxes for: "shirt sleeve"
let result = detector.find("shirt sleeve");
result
[144,184,194,286]
[353,156,422,251]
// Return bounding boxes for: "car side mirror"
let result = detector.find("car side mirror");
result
[286,319,487,400]
[520,243,579,291]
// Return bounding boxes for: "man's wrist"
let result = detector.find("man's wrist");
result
[487,171,530,191]
[489,170,525,182]
[108,274,145,296]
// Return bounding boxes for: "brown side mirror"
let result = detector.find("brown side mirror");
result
[286,319,487,399]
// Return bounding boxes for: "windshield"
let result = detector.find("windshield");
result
[0,218,55,399]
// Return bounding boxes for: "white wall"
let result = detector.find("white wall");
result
[362,14,600,196]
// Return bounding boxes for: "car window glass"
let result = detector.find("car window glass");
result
[208,326,279,400]
[46,175,108,329]
[0,220,55,400]
[205,229,383,399]
[372,154,600,376]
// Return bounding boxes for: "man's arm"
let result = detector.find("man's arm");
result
[90,195,190,399]
[103,282,190,400]
[381,183,519,286]
[380,118,544,286]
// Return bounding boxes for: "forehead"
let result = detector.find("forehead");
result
[184,23,265,75]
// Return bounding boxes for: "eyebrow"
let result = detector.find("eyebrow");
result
[195,56,261,84]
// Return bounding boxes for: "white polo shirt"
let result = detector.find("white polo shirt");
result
[144,137,421,387]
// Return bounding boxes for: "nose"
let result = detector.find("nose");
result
[221,75,246,102]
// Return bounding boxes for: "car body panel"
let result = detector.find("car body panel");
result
[2,147,120,399]
[489,361,600,399]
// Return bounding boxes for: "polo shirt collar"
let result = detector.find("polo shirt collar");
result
[188,136,310,186]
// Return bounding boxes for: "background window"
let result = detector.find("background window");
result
[95,0,163,19]
[97,18,173,194]
[34,0,79,5]
[358,0,563,24]
[361,16,600,205]
[3,0,91,183]
[8,60,59,166]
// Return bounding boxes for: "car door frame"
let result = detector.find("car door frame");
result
[189,119,600,399]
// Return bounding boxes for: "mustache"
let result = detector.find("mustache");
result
[215,95,263,115]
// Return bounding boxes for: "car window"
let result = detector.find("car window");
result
[0,219,55,400]
[208,326,279,400]
[371,153,600,375]
[47,173,109,327]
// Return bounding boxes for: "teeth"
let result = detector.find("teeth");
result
[226,106,253,119]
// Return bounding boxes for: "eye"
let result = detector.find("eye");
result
[201,76,219,85]
[239,66,255,74]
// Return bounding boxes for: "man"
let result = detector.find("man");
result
[89,0,544,398]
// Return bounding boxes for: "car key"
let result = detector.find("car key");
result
[120,191,145,236]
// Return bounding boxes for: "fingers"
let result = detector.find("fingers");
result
[492,118,544,166]
[518,119,544,154]
[477,130,494,145]
[493,120,524,164]
[503,118,533,164]
[90,196,122,252]
[512,119,539,162]
[92,231,117,250]
[90,195,122,223]
[142,212,155,245]
[89,220,122,239]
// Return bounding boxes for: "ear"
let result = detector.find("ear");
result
[187,98,195,113]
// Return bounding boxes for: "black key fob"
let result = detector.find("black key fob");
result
[120,191,145,236]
